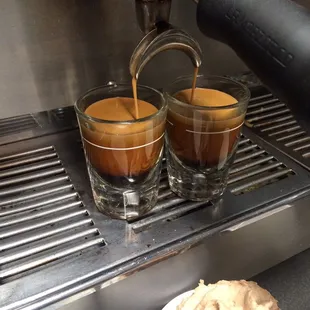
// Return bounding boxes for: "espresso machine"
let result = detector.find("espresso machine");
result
[134,0,310,123]
[1,1,310,309]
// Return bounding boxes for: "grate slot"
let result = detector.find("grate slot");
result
[247,102,284,115]
[276,131,306,142]
[0,123,37,137]
[0,114,39,137]
[160,170,168,180]
[0,210,88,239]
[150,197,185,214]
[0,147,54,162]
[303,152,310,158]
[248,98,280,109]
[228,162,283,184]
[0,167,65,187]
[0,160,62,179]
[294,144,310,152]
[252,115,294,128]
[249,93,273,102]
[238,138,250,146]
[234,150,266,164]
[0,153,58,170]
[0,176,69,197]
[0,192,78,217]
[0,237,104,280]
[268,125,301,137]
[229,156,274,174]
[0,184,74,207]
[0,201,82,228]
[260,120,297,132]
[132,201,207,232]
[0,114,36,124]
[0,228,99,265]
[158,189,174,200]
[230,169,293,195]
[0,114,36,125]
[285,137,310,148]
[0,219,93,251]
[246,108,290,123]
[0,118,36,128]
[236,144,258,154]
[159,180,169,190]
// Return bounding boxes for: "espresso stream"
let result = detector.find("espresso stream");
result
[168,88,243,168]
[83,97,164,180]
[190,67,199,104]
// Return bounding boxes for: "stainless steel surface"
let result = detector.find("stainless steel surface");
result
[58,194,310,310]
[0,107,78,147]
[135,0,172,34]
[245,86,310,172]
[0,0,247,119]
[0,115,39,137]
[0,146,105,282]
[1,100,310,309]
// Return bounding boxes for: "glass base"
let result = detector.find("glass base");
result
[87,160,162,221]
[166,150,231,202]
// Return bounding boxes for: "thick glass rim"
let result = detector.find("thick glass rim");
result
[74,83,167,124]
[164,75,251,111]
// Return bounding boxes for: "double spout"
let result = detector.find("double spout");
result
[131,0,202,80]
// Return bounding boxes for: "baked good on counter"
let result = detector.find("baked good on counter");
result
[177,280,279,310]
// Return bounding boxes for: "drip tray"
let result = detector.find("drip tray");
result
[245,86,310,171]
[1,121,310,309]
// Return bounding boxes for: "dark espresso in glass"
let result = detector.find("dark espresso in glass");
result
[165,77,249,202]
[167,88,244,169]
[83,97,163,186]
[75,84,167,220]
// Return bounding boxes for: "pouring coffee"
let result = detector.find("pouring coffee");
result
[129,23,203,122]
[128,20,251,202]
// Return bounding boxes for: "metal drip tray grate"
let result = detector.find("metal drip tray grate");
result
[228,135,294,195]
[0,146,105,283]
[245,86,310,170]
[1,122,310,309]
[0,114,39,137]
[129,133,296,232]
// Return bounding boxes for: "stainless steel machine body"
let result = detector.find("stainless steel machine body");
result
[1,1,310,310]
[0,0,246,119]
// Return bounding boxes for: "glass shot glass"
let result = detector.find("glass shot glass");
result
[75,83,167,220]
[164,75,250,201]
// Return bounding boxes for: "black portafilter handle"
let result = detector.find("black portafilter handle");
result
[196,0,310,122]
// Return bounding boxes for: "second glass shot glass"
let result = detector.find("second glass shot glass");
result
[164,75,250,201]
